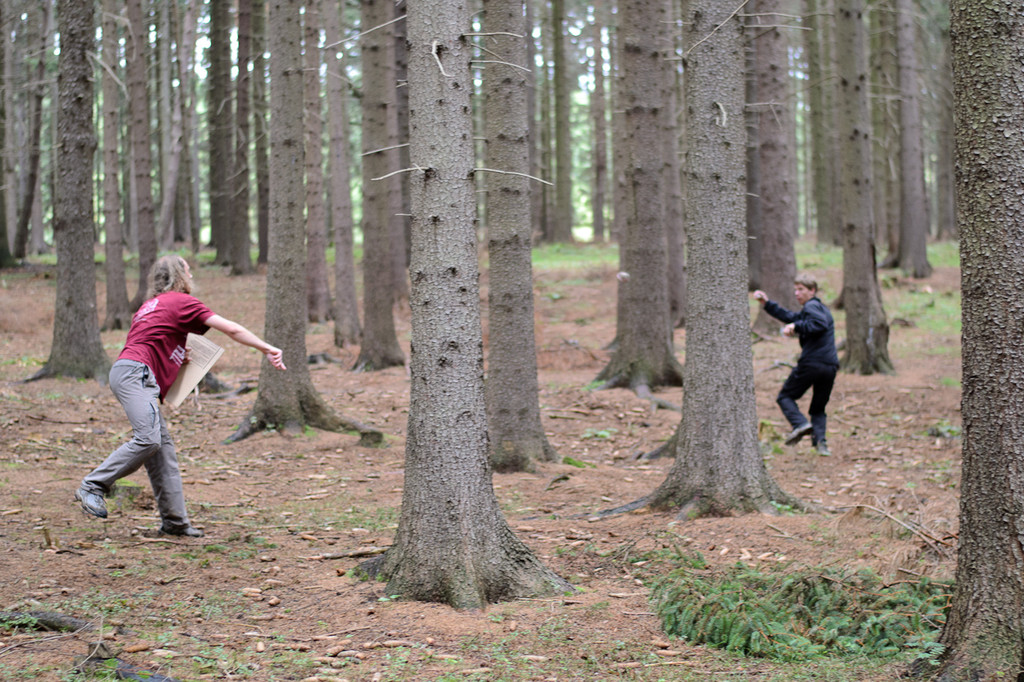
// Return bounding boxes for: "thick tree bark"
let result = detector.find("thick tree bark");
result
[644,0,800,518]
[595,0,683,393]
[836,0,893,375]
[751,0,798,333]
[934,3,1024,678]
[232,0,380,449]
[354,0,406,371]
[0,1,9,269]
[126,0,157,311]
[662,6,686,329]
[894,0,932,278]
[100,0,131,330]
[31,0,110,383]
[304,0,331,322]
[482,0,557,472]
[363,0,570,608]
[325,0,361,347]
[805,0,841,246]
[870,4,899,265]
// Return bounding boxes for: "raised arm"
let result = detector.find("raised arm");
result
[204,314,287,370]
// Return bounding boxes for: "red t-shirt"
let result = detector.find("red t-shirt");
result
[118,291,215,399]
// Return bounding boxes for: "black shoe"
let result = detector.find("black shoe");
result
[784,423,813,446]
[74,486,107,518]
[159,524,204,538]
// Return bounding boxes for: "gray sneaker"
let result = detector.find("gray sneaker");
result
[159,524,204,538]
[815,442,832,457]
[74,486,108,518]
[784,423,813,446]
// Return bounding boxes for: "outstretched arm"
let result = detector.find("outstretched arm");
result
[204,314,287,370]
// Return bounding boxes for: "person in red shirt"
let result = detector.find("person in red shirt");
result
[75,255,286,536]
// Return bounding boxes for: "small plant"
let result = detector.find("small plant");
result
[927,419,961,438]
[580,427,617,440]
[652,565,951,662]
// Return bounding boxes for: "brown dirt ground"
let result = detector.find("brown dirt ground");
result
[0,258,961,681]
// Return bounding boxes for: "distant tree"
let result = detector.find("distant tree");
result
[362,0,571,608]
[100,0,131,329]
[805,0,841,245]
[208,0,233,263]
[638,0,801,517]
[550,0,574,242]
[231,0,380,447]
[354,0,405,371]
[662,0,686,328]
[0,0,13,269]
[253,0,271,264]
[934,3,1024,678]
[229,0,255,275]
[835,0,893,374]
[594,0,683,396]
[12,0,49,259]
[126,0,158,310]
[590,1,608,243]
[893,0,932,278]
[751,0,799,333]
[304,0,331,322]
[325,0,361,347]
[29,0,110,383]
[482,0,557,472]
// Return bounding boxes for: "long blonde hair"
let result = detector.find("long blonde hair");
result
[147,255,193,298]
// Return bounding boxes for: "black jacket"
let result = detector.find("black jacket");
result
[763,297,839,368]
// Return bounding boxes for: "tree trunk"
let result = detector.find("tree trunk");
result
[894,0,932,278]
[644,0,800,518]
[126,0,157,311]
[253,0,270,265]
[936,5,1024,678]
[482,0,557,473]
[595,0,683,393]
[870,3,899,265]
[805,0,840,245]
[0,0,10,268]
[31,0,110,384]
[12,0,48,260]
[325,0,361,347]
[933,21,956,241]
[836,0,893,375]
[590,1,608,243]
[231,0,380,449]
[363,0,570,607]
[229,0,255,275]
[751,0,798,333]
[550,0,574,242]
[662,5,686,329]
[207,0,233,263]
[304,0,331,322]
[100,0,131,330]
[354,0,406,371]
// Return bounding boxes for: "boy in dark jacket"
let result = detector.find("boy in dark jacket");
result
[753,274,839,456]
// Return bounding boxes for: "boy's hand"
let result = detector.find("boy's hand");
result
[752,290,768,304]
[782,323,796,337]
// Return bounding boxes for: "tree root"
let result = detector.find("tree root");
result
[0,610,95,632]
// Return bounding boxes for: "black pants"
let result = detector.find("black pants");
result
[777,362,837,446]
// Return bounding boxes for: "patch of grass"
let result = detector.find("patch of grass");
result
[653,564,950,663]
[531,242,619,272]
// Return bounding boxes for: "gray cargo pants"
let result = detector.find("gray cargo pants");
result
[82,359,192,529]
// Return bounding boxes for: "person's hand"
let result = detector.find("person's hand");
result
[782,323,796,337]
[265,346,287,370]
[752,290,768,304]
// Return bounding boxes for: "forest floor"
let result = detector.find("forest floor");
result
[0,244,962,681]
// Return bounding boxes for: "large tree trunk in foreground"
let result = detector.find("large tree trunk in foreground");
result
[32,0,110,384]
[836,0,893,375]
[643,0,800,518]
[363,0,570,608]
[482,0,557,472]
[231,0,380,448]
[595,0,682,394]
[934,3,1024,679]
